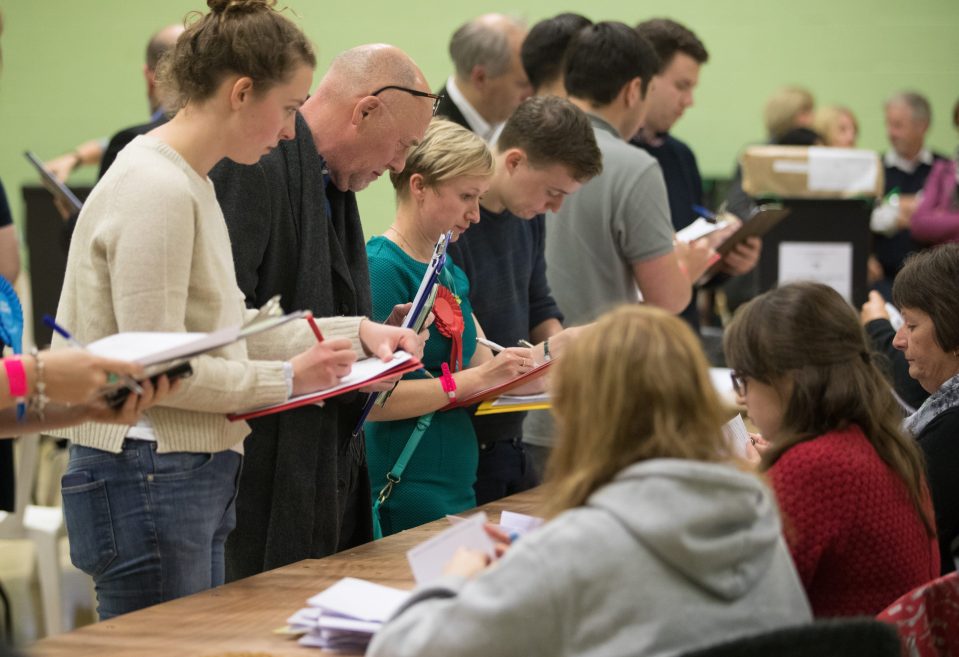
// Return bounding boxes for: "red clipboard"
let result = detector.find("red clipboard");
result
[228,355,422,422]
[442,360,554,410]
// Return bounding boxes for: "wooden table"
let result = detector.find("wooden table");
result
[29,489,543,657]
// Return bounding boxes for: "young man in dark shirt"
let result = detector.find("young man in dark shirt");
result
[632,19,762,331]
[447,96,602,504]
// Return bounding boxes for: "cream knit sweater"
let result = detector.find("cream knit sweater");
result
[54,135,365,453]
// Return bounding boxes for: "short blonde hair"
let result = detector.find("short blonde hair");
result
[763,86,815,141]
[813,105,859,146]
[391,119,494,199]
[542,305,735,518]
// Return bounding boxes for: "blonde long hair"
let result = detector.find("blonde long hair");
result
[542,305,733,518]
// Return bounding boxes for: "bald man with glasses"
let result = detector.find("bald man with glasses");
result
[210,44,435,580]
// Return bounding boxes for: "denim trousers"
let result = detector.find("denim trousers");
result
[60,439,242,619]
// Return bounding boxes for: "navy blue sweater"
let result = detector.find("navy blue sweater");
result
[447,207,563,444]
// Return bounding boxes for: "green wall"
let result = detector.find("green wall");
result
[2,0,957,250]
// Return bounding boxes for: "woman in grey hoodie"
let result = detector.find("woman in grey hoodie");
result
[368,305,811,657]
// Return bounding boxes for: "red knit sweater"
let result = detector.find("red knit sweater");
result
[768,425,939,617]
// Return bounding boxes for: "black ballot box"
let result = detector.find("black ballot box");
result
[22,184,93,347]
[757,198,873,307]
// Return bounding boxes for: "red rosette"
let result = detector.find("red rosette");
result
[433,284,465,372]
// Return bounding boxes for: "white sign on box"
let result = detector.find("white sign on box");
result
[778,241,853,302]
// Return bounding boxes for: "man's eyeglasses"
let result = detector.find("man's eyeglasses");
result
[730,371,748,397]
[371,85,444,116]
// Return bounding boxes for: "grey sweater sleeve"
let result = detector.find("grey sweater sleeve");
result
[367,539,565,657]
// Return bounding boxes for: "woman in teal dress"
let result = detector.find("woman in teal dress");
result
[366,120,540,535]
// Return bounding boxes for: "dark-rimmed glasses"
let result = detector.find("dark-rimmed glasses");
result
[371,85,444,116]
[730,371,751,397]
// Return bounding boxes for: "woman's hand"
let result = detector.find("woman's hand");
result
[860,290,891,325]
[290,339,356,395]
[38,349,145,405]
[477,347,535,385]
[744,432,769,466]
[359,319,425,362]
[443,547,491,579]
[86,375,177,425]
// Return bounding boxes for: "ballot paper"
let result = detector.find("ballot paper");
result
[407,512,495,585]
[722,414,752,459]
[447,510,545,540]
[291,577,411,651]
[499,511,544,536]
[676,217,726,243]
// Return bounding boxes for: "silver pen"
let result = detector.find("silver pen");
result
[476,337,505,353]
[517,339,535,348]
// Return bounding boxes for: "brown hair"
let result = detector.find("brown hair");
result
[724,282,934,535]
[496,96,603,182]
[390,119,493,199]
[893,244,959,353]
[635,18,709,73]
[157,0,315,111]
[542,305,734,518]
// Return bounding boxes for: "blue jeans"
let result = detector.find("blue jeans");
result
[60,439,241,619]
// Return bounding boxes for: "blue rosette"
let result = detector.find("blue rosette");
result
[0,275,24,354]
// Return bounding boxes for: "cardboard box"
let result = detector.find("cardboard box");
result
[741,146,884,199]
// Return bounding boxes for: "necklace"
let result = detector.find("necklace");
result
[386,224,433,262]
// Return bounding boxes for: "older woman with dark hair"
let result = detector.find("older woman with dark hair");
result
[890,244,959,573]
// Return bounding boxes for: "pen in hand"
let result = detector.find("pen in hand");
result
[43,314,144,395]
[476,337,505,353]
[305,312,325,343]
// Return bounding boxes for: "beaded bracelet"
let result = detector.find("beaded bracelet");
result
[29,349,48,421]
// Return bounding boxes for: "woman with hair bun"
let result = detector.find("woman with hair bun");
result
[54,0,417,618]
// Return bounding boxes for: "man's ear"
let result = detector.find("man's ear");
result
[503,148,526,174]
[229,76,255,109]
[352,96,382,126]
[622,77,643,108]
[469,65,488,89]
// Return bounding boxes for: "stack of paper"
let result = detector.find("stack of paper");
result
[290,578,410,651]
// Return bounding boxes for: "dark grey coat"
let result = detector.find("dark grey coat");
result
[210,112,373,580]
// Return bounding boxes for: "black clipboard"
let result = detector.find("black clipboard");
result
[24,150,84,214]
[704,205,791,279]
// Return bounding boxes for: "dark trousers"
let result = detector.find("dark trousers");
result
[473,436,539,505]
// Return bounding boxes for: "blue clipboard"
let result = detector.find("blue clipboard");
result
[351,231,452,437]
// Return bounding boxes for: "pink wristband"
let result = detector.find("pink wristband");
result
[5,356,28,421]
[439,362,457,401]
[4,357,28,398]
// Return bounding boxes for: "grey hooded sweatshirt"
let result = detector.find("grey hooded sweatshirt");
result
[367,459,812,657]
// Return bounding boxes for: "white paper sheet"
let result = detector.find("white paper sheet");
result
[676,217,724,243]
[407,512,494,585]
[807,147,880,193]
[721,414,752,459]
[499,511,544,536]
[305,577,410,623]
[778,241,853,302]
[490,392,551,407]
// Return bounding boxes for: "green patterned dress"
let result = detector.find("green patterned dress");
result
[365,236,479,536]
